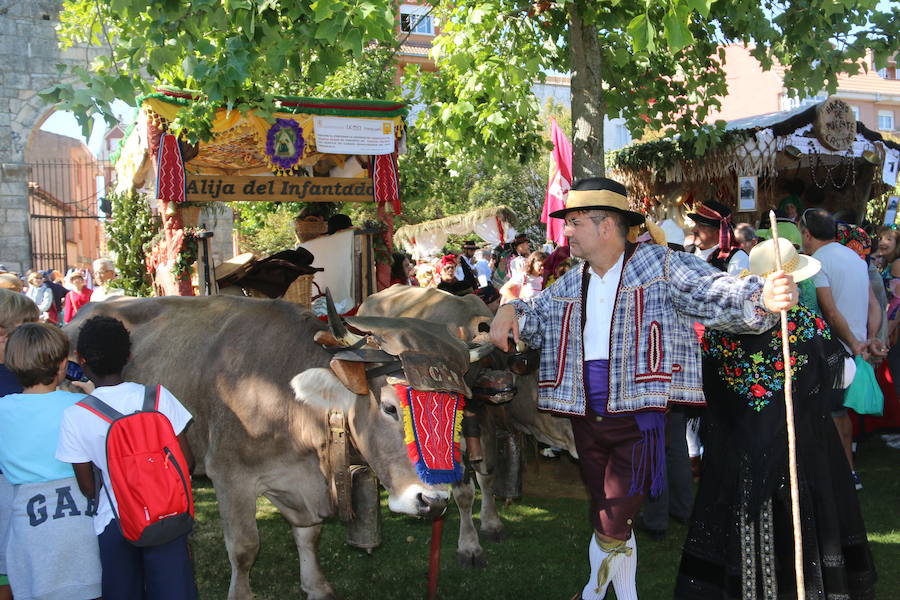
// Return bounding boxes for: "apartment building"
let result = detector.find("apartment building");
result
[707,45,899,137]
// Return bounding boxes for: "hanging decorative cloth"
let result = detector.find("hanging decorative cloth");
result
[156,133,186,204]
[373,152,401,215]
[395,385,465,484]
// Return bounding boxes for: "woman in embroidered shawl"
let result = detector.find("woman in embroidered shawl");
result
[675,239,876,600]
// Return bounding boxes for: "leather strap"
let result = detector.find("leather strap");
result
[327,409,354,522]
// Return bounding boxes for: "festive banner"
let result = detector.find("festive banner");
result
[541,117,572,246]
[156,133,186,204]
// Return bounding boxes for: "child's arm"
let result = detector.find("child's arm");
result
[72,462,96,499]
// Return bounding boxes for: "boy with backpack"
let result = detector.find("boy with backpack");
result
[55,315,198,600]
[0,322,102,599]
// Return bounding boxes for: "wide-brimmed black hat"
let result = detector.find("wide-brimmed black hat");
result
[462,240,479,250]
[548,177,644,226]
[687,200,733,227]
[511,234,530,247]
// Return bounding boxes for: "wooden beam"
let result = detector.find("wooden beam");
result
[186,175,374,202]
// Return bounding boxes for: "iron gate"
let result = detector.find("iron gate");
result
[27,160,107,274]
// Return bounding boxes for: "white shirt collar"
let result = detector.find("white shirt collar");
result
[588,252,625,282]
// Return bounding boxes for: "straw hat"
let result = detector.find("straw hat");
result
[748,238,820,282]
[548,177,644,226]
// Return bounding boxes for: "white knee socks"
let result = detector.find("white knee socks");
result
[580,532,635,600]
[611,532,638,600]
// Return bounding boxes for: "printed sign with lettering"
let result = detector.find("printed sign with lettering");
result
[186,176,374,202]
[313,116,395,155]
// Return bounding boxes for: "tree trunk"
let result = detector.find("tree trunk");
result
[568,1,605,179]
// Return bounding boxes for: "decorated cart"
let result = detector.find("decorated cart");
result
[113,87,407,305]
[394,205,518,260]
[611,97,900,227]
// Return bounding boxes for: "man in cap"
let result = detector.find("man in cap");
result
[689,200,750,275]
[490,177,798,600]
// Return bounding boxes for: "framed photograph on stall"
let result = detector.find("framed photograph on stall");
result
[737,176,757,212]
[884,196,900,226]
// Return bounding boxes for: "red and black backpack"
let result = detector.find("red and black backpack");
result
[77,385,194,546]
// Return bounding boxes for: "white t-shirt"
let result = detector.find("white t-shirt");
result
[695,245,749,276]
[812,242,870,351]
[583,253,624,361]
[55,382,193,535]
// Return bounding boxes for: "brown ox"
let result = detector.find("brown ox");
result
[358,285,576,566]
[66,295,482,600]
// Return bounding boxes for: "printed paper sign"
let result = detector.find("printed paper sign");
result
[313,116,395,155]
[884,148,899,187]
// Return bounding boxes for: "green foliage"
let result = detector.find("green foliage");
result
[409,0,900,171]
[238,209,298,256]
[609,126,751,172]
[104,191,159,296]
[45,0,400,139]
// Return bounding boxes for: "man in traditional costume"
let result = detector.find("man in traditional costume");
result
[690,200,750,275]
[490,177,798,600]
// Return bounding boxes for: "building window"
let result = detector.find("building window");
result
[400,5,434,35]
[849,105,860,121]
[879,110,895,131]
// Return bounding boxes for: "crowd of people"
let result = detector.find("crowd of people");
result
[0,258,125,326]
[0,178,892,599]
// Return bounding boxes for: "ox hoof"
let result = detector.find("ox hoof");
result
[480,527,506,543]
[456,550,487,568]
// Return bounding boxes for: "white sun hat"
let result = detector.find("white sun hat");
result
[749,238,821,282]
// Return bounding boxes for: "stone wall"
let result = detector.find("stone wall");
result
[0,1,105,272]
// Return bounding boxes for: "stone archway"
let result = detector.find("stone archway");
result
[0,0,107,271]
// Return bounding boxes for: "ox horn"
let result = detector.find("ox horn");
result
[325,288,363,347]
[469,343,495,363]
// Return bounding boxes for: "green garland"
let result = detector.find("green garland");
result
[140,87,408,118]
[610,129,752,173]
[363,220,392,265]
[172,228,202,279]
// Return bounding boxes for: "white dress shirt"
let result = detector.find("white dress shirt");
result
[583,253,624,361]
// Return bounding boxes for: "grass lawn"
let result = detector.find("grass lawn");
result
[192,437,899,599]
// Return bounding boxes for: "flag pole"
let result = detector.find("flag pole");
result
[769,211,805,600]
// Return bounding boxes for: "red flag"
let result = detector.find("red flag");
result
[541,117,572,246]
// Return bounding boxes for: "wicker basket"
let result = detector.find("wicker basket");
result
[294,217,328,243]
[282,274,316,309]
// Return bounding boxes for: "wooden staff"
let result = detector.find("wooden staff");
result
[769,211,805,599]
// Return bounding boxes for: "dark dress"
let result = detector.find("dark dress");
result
[675,305,876,600]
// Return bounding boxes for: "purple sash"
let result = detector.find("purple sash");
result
[584,359,667,497]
